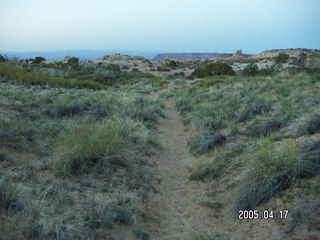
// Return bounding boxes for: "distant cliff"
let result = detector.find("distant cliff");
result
[153,53,225,61]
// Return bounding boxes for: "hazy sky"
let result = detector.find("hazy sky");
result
[1,0,319,54]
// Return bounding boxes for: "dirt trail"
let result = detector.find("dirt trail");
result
[145,98,214,239]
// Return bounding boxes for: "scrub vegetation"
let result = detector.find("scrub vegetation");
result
[1,49,320,239]
[0,59,163,239]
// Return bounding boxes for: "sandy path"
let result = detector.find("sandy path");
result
[145,98,214,240]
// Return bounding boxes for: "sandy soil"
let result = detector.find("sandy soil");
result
[144,99,217,239]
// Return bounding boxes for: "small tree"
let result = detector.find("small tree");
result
[68,57,80,70]
[33,56,46,64]
[206,63,235,76]
[191,63,235,78]
[0,55,7,62]
[242,63,259,76]
[105,64,121,72]
[274,53,289,64]
[168,60,177,67]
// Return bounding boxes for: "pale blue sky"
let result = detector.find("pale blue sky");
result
[1,0,319,54]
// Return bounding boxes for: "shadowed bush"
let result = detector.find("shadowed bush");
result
[305,114,320,134]
[191,63,235,78]
[238,98,272,122]
[189,132,226,155]
[246,118,287,137]
[298,140,320,178]
[242,63,259,76]
[93,69,116,84]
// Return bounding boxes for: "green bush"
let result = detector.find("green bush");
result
[106,64,121,72]
[93,69,116,84]
[274,53,289,64]
[192,63,235,78]
[33,57,46,64]
[168,60,177,67]
[0,54,8,62]
[0,62,104,89]
[67,57,80,70]
[242,63,259,76]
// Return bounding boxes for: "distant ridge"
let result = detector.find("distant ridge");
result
[0,49,161,61]
[153,53,228,61]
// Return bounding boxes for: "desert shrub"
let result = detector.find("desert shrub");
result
[168,60,177,67]
[242,63,259,76]
[310,72,320,84]
[237,139,320,210]
[298,140,320,178]
[238,98,271,122]
[0,54,8,62]
[259,66,275,76]
[237,140,299,210]
[0,62,104,89]
[206,63,235,76]
[67,57,80,70]
[189,132,226,155]
[191,67,209,78]
[302,114,320,135]
[93,68,116,84]
[33,57,46,64]
[246,118,287,137]
[0,178,27,211]
[106,64,121,72]
[192,63,235,78]
[53,121,123,174]
[132,68,139,72]
[274,52,289,64]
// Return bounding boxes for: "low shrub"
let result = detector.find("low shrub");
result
[274,53,289,64]
[93,68,116,84]
[53,121,123,174]
[33,57,46,64]
[237,140,298,210]
[298,140,320,178]
[0,62,104,89]
[191,63,235,78]
[242,63,259,77]
[189,132,226,155]
[237,139,320,210]
[67,57,80,70]
[238,98,271,122]
[305,114,320,134]
[106,64,121,72]
[246,118,287,137]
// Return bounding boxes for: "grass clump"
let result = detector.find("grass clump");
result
[246,118,287,137]
[237,138,320,210]
[189,145,243,180]
[301,113,320,135]
[189,132,226,155]
[238,98,272,122]
[53,121,123,174]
